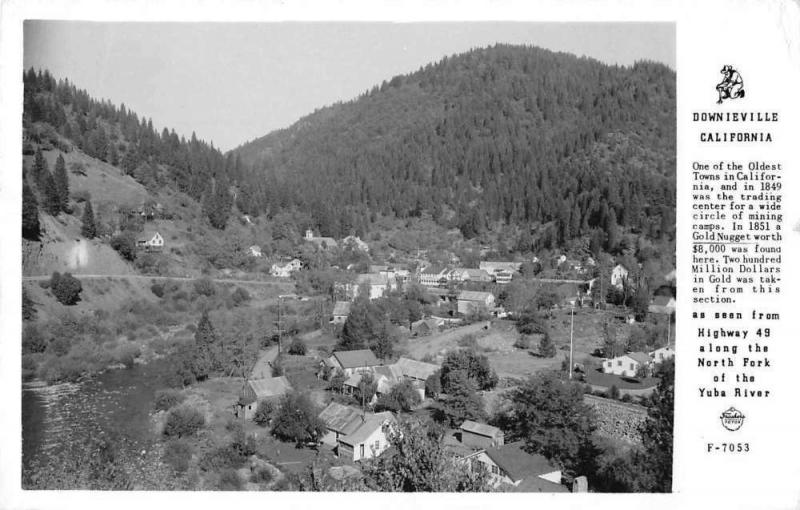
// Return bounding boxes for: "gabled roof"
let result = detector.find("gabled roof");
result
[483,443,559,483]
[394,357,440,381]
[457,290,494,302]
[512,476,569,493]
[239,376,292,404]
[319,402,364,435]
[627,351,652,365]
[339,412,395,446]
[420,265,446,275]
[332,301,352,316]
[460,420,502,438]
[332,349,380,369]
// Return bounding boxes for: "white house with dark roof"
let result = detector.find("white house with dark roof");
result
[318,402,395,461]
[464,442,564,492]
[603,351,652,377]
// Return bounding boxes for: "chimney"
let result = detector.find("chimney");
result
[572,476,588,493]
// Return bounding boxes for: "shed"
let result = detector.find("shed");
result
[235,376,292,420]
[460,420,504,449]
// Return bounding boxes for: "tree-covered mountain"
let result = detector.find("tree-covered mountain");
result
[232,44,676,250]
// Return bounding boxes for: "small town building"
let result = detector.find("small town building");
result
[457,290,496,315]
[465,442,564,492]
[331,301,352,324]
[394,357,440,382]
[327,349,381,376]
[318,402,395,462]
[650,346,675,363]
[419,266,449,287]
[352,273,390,300]
[460,420,505,449]
[411,317,443,336]
[136,231,164,252]
[248,245,263,257]
[270,258,302,278]
[304,229,338,249]
[234,376,293,420]
[611,264,629,289]
[602,352,652,377]
[479,261,522,276]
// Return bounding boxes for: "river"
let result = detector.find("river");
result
[21,359,175,476]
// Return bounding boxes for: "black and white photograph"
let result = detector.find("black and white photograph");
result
[18,20,678,493]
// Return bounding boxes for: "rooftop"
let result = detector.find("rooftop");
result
[332,349,380,369]
[394,357,440,381]
[319,402,364,435]
[339,412,395,447]
[483,442,559,483]
[332,301,352,316]
[460,420,502,438]
[457,290,494,301]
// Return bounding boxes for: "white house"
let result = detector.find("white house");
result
[137,231,164,251]
[611,264,629,289]
[464,442,565,492]
[457,290,496,315]
[480,261,522,274]
[248,245,263,257]
[352,273,390,300]
[419,266,449,287]
[270,258,302,278]
[304,229,338,249]
[318,402,395,462]
[602,352,652,377]
[650,346,675,363]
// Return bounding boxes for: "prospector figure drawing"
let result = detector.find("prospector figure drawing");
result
[716,65,744,104]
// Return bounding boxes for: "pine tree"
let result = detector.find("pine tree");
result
[192,311,216,380]
[44,172,61,216]
[80,200,96,238]
[33,148,49,189]
[22,181,41,240]
[53,153,69,212]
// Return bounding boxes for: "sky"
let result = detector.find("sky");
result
[24,22,675,152]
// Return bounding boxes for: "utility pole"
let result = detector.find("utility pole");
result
[569,299,575,380]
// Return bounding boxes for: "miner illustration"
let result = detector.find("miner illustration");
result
[716,65,744,104]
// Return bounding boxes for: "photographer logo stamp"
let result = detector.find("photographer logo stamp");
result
[720,407,746,431]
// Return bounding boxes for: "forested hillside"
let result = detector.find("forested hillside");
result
[233,44,676,250]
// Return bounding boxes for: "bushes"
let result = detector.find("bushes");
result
[193,278,216,297]
[287,338,307,355]
[513,335,531,350]
[110,231,137,261]
[154,388,185,411]
[217,469,243,490]
[538,332,557,358]
[111,342,141,368]
[253,399,274,426]
[50,272,82,305]
[162,439,193,473]
[251,466,273,484]
[231,287,250,306]
[163,405,205,438]
[150,282,165,297]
